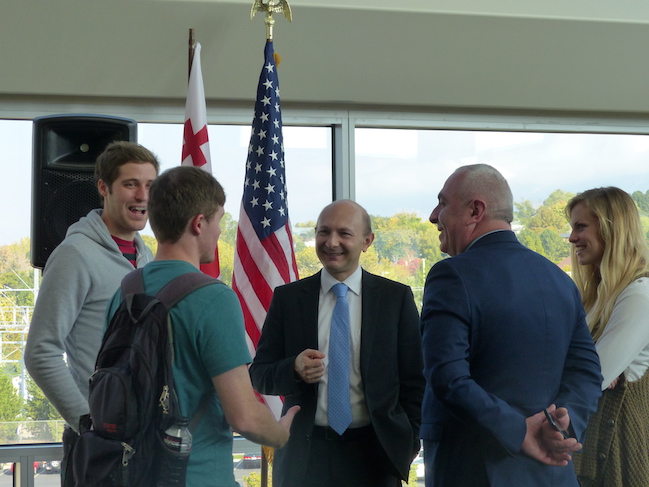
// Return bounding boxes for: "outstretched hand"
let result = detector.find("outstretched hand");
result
[279,405,301,431]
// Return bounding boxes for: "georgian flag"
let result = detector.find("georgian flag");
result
[182,42,219,277]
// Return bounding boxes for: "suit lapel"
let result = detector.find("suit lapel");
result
[296,272,321,349]
[360,270,380,374]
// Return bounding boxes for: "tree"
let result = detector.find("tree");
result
[543,189,575,208]
[0,270,35,306]
[372,214,417,263]
[418,226,443,264]
[0,238,35,307]
[24,374,62,443]
[295,246,321,278]
[0,373,22,421]
[632,190,649,215]
[360,246,413,285]
[220,212,239,247]
[514,200,536,226]
[539,228,570,264]
[527,206,569,233]
[24,374,60,421]
[641,215,649,240]
[0,238,32,275]
[217,240,235,286]
[294,220,316,229]
[141,235,158,256]
[517,229,544,254]
[543,190,575,232]
[371,212,443,265]
[0,373,23,442]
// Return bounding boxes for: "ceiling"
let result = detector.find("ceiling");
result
[2,0,649,117]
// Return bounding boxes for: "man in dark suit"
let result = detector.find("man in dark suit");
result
[250,199,424,487]
[420,164,602,487]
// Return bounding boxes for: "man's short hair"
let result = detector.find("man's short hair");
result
[149,166,226,244]
[457,164,514,223]
[94,141,160,188]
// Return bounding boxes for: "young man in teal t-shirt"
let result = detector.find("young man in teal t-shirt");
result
[106,166,299,486]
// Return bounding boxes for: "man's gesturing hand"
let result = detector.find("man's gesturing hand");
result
[294,349,325,383]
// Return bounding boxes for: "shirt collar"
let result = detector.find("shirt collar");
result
[321,265,362,296]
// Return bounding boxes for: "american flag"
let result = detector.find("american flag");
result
[233,40,299,417]
[181,41,220,277]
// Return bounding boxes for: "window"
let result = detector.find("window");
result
[355,127,649,303]
[0,120,332,451]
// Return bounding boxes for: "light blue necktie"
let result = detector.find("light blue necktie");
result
[328,282,352,435]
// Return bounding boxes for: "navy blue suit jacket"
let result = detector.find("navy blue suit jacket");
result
[420,231,602,487]
[250,269,424,487]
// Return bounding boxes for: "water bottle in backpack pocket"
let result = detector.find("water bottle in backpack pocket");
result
[156,417,192,487]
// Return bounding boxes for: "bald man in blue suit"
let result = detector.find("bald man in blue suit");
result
[420,164,602,487]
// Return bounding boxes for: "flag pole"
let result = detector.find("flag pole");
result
[248,5,293,487]
[188,28,196,81]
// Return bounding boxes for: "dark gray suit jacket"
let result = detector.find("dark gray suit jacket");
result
[250,269,424,486]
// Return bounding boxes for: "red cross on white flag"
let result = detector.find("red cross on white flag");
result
[182,42,212,171]
[182,42,219,277]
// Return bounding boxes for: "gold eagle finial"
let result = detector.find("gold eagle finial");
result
[251,0,292,40]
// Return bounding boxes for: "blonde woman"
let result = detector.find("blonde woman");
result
[567,187,649,487]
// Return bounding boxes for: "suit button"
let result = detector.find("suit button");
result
[606,419,616,427]
[598,453,607,461]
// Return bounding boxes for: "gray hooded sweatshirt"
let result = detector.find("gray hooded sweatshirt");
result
[25,209,153,430]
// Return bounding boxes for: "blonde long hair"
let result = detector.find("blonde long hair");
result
[566,187,649,341]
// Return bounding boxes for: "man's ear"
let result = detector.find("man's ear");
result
[97,179,108,199]
[362,232,375,252]
[189,214,204,236]
[469,199,487,222]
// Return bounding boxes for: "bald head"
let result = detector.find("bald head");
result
[430,164,513,256]
[453,164,514,223]
[317,199,372,237]
[315,199,374,281]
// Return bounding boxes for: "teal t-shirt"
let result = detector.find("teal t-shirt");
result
[106,260,252,486]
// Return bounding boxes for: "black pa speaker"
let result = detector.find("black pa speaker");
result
[31,114,137,269]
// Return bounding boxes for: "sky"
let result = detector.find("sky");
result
[2,120,649,247]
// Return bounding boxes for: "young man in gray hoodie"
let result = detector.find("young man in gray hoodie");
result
[25,141,160,486]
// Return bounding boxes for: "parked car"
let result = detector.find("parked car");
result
[241,452,262,469]
[43,460,61,474]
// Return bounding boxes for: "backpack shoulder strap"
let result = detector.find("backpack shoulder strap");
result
[120,268,146,297]
[118,269,155,323]
[155,272,223,310]
[157,271,221,425]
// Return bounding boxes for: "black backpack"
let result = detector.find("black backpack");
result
[72,268,221,487]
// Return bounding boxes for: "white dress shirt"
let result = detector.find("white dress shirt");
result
[314,266,370,428]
